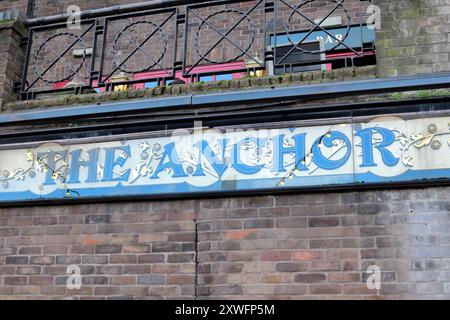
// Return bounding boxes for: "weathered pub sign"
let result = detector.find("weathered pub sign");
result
[1,115,449,203]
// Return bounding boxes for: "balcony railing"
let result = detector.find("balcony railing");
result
[16,0,375,100]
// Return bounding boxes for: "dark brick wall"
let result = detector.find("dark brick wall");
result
[0,20,26,110]
[0,201,197,299]
[0,0,28,15]
[32,0,149,17]
[28,0,369,20]
[375,0,450,76]
[196,188,450,299]
[1,187,450,299]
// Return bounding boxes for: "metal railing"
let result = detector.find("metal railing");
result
[16,0,374,100]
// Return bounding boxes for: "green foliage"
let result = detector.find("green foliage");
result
[391,89,450,100]
[0,19,14,25]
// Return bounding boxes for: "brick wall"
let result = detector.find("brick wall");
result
[196,188,450,299]
[375,0,450,76]
[1,187,450,299]
[31,0,147,17]
[29,0,369,19]
[0,0,28,15]
[0,20,26,110]
[0,201,197,299]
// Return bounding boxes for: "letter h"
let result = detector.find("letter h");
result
[67,148,99,184]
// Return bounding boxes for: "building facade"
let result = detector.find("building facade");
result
[0,0,450,300]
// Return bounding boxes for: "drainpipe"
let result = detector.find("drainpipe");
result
[26,0,35,18]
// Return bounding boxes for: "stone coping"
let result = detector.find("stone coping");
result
[6,66,377,112]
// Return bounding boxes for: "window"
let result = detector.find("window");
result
[274,41,325,74]
[199,73,234,82]
[133,61,246,89]
[191,61,245,83]
[216,73,234,81]
[54,62,246,92]
[144,82,158,89]
[271,24,376,74]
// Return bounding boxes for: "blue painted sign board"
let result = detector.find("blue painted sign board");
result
[0,115,449,203]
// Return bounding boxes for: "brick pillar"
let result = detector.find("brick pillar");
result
[0,19,26,111]
[374,0,450,77]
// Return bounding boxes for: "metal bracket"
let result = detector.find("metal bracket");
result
[265,1,275,12]
[177,13,186,24]
[95,24,105,35]
[20,37,29,48]
[12,81,22,93]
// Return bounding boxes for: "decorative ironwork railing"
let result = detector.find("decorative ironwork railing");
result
[16,0,375,100]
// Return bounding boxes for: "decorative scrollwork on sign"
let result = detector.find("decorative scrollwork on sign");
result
[129,141,164,183]
[395,122,450,167]
[37,152,69,184]
[0,149,70,190]
[0,150,35,189]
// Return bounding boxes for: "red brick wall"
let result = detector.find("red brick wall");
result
[1,187,450,299]
[196,189,450,299]
[0,200,197,299]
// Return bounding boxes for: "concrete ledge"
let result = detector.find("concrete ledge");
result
[5,66,378,112]
[0,18,27,35]
[4,69,450,126]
